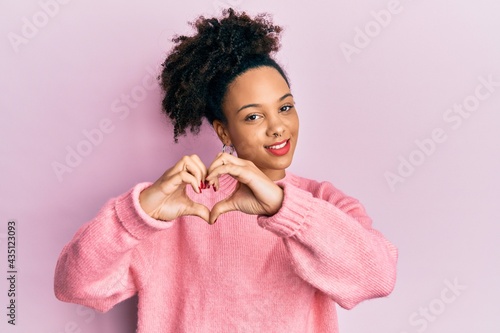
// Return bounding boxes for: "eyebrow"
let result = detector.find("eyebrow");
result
[236,93,293,113]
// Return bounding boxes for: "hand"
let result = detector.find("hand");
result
[205,153,284,224]
[139,155,211,223]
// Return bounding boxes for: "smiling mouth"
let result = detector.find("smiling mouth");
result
[265,139,289,149]
[264,139,291,156]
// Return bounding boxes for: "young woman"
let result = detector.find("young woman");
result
[54,8,398,332]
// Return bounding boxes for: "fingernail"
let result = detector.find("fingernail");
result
[198,186,202,192]
[200,181,205,190]
[204,180,210,189]
[213,185,217,192]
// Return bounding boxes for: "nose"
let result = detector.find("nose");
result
[266,114,285,138]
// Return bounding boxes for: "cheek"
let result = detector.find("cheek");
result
[293,114,300,133]
[230,128,263,158]
[286,115,299,134]
[294,120,299,135]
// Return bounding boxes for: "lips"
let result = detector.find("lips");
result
[265,139,291,156]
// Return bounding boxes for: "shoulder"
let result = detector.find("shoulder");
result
[282,171,335,194]
[282,171,359,206]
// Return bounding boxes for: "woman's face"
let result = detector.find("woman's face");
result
[214,66,299,180]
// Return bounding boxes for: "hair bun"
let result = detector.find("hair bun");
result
[195,8,282,61]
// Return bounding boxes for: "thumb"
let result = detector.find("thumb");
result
[209,199,237,225]
[183,202,211,224]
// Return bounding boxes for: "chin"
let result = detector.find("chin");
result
[271,158,294,171]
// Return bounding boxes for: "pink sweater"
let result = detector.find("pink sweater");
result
[54,172,398,332]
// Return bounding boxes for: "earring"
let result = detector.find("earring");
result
[222,144,235,155]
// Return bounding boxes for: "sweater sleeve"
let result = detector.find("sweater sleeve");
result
[257,178,398,310]
[53,182,175,312]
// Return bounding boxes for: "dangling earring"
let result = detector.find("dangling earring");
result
[222,144,235,155]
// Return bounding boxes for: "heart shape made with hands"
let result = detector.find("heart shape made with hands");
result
[188,178,276,225]
[139,153,284,225]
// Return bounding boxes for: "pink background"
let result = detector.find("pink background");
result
[1,0,499,332]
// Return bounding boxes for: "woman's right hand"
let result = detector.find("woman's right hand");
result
[138,155,211,223]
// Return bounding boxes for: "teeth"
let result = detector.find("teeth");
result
[268,141,287,149]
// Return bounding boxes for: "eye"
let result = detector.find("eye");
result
[280,104,294,112]
[244,114,261,121]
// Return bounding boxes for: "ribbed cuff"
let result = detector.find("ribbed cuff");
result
[257,181,313,238]
[114,182,175,240]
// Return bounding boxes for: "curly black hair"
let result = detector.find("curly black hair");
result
[159,7,290,142]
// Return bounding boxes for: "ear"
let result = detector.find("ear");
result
[212,120,232,146]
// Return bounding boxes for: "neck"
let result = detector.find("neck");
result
[262,169,286,181]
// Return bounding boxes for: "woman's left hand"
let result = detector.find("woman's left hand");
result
[205,152,284,224]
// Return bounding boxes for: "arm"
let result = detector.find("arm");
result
[53,182,173,312]
[257,179,398,310]
[54,154,211,312]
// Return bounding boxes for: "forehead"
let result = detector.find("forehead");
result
[224,66,290,105]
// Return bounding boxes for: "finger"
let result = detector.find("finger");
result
[188,154,208,182]
[206,153,246,190]
[182,156,207,189]
[207,163,239,181]
[205,153,225,191]
[167,155,193,176]
[162,169,201,194]
[207,161,256,190]
[207,152,242,174]
[206,164,234,192]
[209,198,237,225]
[183,202,210,223]
[168,155,206,186]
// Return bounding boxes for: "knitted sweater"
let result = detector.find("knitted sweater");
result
[54,171,398,333]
